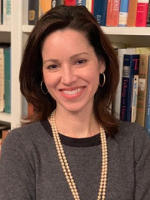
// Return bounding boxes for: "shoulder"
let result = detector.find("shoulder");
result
[117,120,149,141]
[2,121,53,153]
[114,120,150,162]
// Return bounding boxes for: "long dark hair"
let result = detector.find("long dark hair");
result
[20,5,119,137]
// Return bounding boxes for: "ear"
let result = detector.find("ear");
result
[99,59,106,74]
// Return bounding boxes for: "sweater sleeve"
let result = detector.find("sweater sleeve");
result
[134,126,150,200]
[0,130,35,200]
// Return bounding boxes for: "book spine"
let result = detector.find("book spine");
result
[0,48,4,112]
[3,0,11,25]
[131,75,139,122]
[93,0,108,26]
[65,0,76,5]
[119,0,129,26]
[76,0,86,6]
[145,55,150,136]
[1,0,3,24]
[128,55,139,121]
[136,54,149,126]
[28,0,39,25]
[86,0,94,13]
[0,0,1,25]
[52,0,64,8]
[40,0,52,16]
[127,0,138,26]
[120,54,139,121]
[136,1,149,27]
[106,0,121,26]
[147,1,150,26]
[4,47,11,114]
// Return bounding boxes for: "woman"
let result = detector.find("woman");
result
[0,5,150,200]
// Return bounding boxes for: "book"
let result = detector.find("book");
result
[120,54,140,122]
[0,48,4,112]
[131,75,139,122]
[136,53,150,126]
[65,0,76,5]
[147,1,150,26]
[113,48,136,119]
[135,0,149,27]
[40,0,52,16]
[51,0,64,8]
[86,0,94,13]
[3,0,11,25]
[145,55,150,136]
[106,0,121,26]
[1,0,3,24]
[135,47,150,54]
[127,0,138,26]
[28,0,39,25]
[76,0,86,6]
[119,0,130,26]
[93,0,108,26]
[0,0,1,24]
[4,46,11,113]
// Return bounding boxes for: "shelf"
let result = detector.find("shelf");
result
[0,25,11,32]
[101,27,150,36]
[22,25,150,36]
[0,113,11,123]
[22,25,34,33]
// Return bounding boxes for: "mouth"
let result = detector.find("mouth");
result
[59,87,85,99]
[62,88,83,95]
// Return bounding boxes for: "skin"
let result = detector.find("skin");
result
[42,28,106,138]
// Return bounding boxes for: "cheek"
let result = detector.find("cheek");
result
[43,73,54,88]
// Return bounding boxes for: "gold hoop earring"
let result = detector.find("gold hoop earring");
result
[99,73,106,87]
[41,81,48,94]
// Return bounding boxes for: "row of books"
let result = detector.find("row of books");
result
[0,43,11,114]
[112,47,150,136]
[28,0,150,27]
[0,0,11,25]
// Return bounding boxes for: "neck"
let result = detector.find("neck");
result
[49,108,99,138]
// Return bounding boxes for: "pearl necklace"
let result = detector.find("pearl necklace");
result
[50,110,108,200]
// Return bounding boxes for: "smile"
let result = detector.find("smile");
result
[62,88,82,95]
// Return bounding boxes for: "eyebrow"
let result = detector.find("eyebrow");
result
[43,52,89,65]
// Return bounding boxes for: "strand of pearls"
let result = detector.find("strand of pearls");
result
[50,110,108,200]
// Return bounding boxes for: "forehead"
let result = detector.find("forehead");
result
[42,28,90,48]
[41,28,95,59]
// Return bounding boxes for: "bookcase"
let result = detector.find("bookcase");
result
[1,0,150,129]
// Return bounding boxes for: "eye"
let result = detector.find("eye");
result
[46,64,58,70]
[76,59,87,65]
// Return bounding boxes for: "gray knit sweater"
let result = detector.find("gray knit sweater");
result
[0,120,150,200]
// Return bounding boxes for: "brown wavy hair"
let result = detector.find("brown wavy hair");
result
[20,5,119,137]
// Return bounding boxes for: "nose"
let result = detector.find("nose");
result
[61,65,77,85]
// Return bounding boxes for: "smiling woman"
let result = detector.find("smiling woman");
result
[19,5,119,137]
[0,5,150,200]
[42,29,105,116]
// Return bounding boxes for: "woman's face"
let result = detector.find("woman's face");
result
[42,29,105,114]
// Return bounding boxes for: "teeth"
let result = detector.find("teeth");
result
[63,88,82,95]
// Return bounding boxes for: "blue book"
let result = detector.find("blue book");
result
[76,0,86,6]
[4,46,11,113]
[145,55,150,136]
[1,0,3,24]
[119,0,129,26]
[93,0,108,26]
[120,54,140,121]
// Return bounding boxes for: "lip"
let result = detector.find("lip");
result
[59,86,86,100]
